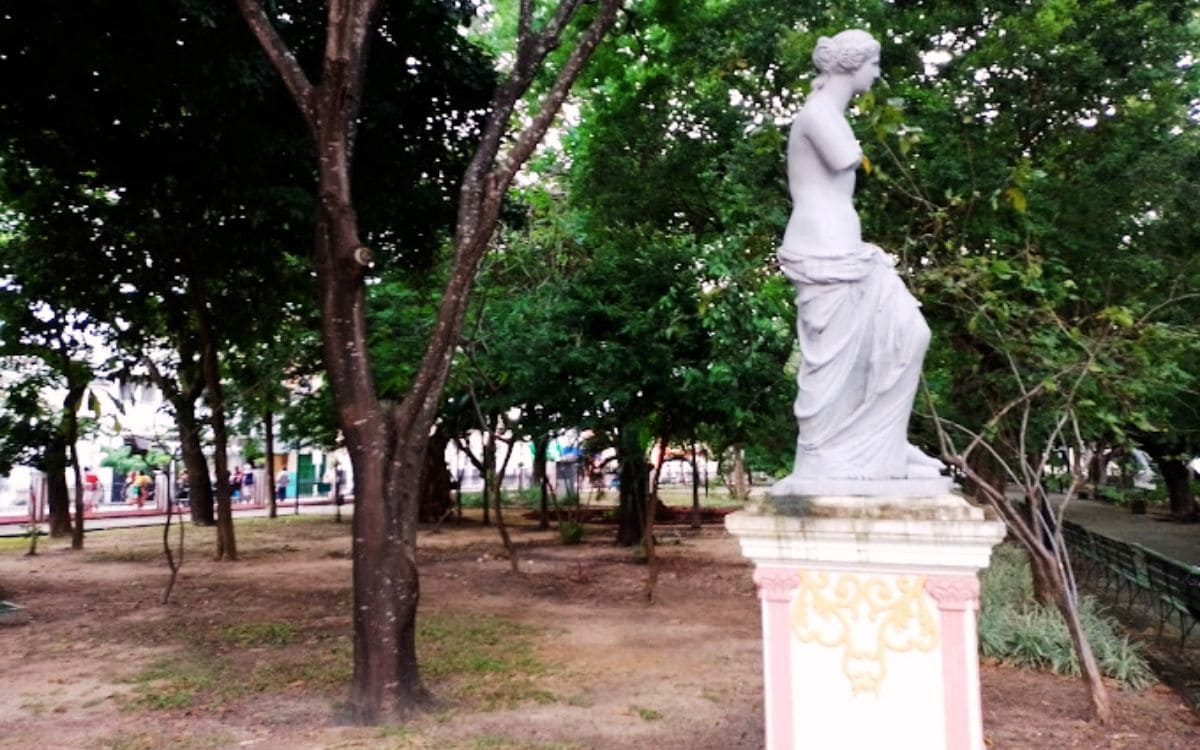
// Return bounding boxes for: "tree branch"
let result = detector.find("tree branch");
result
[494,0,622,190]
[234,0,316,128]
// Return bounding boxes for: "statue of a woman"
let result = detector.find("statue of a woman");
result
[772,30,942,496]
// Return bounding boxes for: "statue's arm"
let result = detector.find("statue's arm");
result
[800,108,862,173]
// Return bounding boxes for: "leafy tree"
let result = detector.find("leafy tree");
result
[0,0,321,553]
[235,0,622,721]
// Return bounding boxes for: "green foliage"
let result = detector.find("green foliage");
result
[558,520,585,545]
[979,545,1154,689]
[0,374,59,473]
[100,446,170,475]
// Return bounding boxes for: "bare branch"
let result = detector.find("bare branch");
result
[234,0,316,127]
[1136,292,1200,326]
[452,435,486,473]
[938,417,1025,489]
[494,0,622,189]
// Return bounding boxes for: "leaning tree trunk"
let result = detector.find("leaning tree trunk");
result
[62,379,86,550]
[948,450,1113,724]
[192,266,236,561]
[147,355,213,525]
[690,439,701,529]
[489,432,519,573]
[480,434,492,527]
[69,440,85,550]
[1050,570,1113,724]
[177,404,215,525]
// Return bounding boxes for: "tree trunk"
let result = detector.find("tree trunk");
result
[1050,570,1114,724]
[1087,442,1108,499]
[964,448,1008,503]
[192,265,236,561]
[534,435,550,530]
[617,424,649,547]
[264,411,277,518]
[349,409,426,722]
[44,435,72,537]
[728,444,748,503]
[1021,489,1059,605]
[418,429,451,522]
[643,435,664,602]
[494,429,518,571]
[1157,456,1197,519]
[69,440,85,550]
[178,404,215,525]
[63,380,86,550]
[690,439,701,529]
[488,441,519,573]
[146,354,212,525]
[649,435,668,502]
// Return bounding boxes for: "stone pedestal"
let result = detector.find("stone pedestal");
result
[725,493,1005,750]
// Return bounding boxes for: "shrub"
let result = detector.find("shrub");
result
[978,544,1154,689]
[558,521,585,545]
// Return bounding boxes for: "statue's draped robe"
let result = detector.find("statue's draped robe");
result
[778,104,929,480]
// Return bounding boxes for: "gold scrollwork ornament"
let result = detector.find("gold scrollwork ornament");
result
[789,571,939,695]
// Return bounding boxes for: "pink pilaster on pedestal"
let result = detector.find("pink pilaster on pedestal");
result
[753,566,798,750]
[926,574,985,750]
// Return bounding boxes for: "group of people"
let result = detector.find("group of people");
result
[231,465,256,502]
[75,461,346,510]
[123,469,155,508]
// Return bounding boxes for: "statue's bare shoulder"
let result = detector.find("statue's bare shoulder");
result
[792,101,861,174]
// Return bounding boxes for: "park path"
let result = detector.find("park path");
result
[0,498,350,538]
[1050,494,1200,566]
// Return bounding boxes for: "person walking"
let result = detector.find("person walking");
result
[275,466,289,503]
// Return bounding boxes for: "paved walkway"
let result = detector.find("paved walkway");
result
[0,498,352,537]
[1051,495,1200,567]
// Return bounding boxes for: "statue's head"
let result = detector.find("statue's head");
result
[811,30,881,92]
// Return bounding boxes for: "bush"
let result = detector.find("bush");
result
[558,521,585,545]
[978,544,1154,689]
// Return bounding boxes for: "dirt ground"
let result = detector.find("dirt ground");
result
[1,513,1198,750]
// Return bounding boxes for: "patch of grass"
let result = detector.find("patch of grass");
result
[217,621,295,647]
[126,654,226,711]
[465,737,585,750]
[376,725,416,741]
[98,731,234,750]
[699,688,724,703]
[122,620,352,713]
[420,612,556,710]
[979,544,1154,689]
[241,642,352,693]
[87,547,162,563]
[103,734,155,750]
[631,705,662,721]
[0,535,35,553]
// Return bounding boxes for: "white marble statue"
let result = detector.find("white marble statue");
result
[772,30,944,497]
